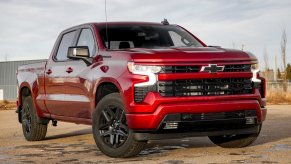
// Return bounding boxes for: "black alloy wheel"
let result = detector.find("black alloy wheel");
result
[98,104,128,148]
[92,93,146,158]
[22,103,32,134]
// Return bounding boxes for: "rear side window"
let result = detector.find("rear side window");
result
[77,29,96,57]
[56,31,76,61]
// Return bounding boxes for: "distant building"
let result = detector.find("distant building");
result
[0,59,46,100]
[262,69,274,82]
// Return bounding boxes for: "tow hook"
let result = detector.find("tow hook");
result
[52,120,58,127]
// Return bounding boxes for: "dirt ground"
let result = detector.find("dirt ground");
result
[0,105,290,164]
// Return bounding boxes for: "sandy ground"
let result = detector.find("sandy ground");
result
[0,105,291,164]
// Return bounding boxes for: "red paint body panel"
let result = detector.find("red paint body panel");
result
[16,22,266,132]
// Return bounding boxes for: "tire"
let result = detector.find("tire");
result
[208,125,262,148]
[21,96,48,141]
[92,93,146,158]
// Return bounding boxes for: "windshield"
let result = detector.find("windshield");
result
[98,25,204,50]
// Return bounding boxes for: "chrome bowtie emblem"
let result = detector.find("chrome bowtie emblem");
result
[200,64,224,73]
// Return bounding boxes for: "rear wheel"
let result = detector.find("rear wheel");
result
[208,125,261,148]
[92,93,146,158]
[21,96,48,141]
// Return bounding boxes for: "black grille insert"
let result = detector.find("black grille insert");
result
[158,78,252,97]
[161,66,200,73]
[159,110,258,132]
[224,64,251,72]
[160,64,251,73]
[134,85,157,102]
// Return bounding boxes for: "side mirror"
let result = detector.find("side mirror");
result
[68,46,90,58]
[67,46,92,65]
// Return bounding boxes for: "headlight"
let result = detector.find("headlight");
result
[251,63,261,83]
[128,62,162,74]
[251,63,259,70]
[128,62,161,87]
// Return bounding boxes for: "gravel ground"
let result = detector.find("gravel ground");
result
[0,105,290,164]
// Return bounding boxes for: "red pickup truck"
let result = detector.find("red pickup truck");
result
[16,21,266,157]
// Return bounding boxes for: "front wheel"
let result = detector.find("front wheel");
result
[208,125,262,148]
[92,93,146,158]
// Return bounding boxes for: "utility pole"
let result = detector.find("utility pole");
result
[4,54,8,61]
[241,44,245,51]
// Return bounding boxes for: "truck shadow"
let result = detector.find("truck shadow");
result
[37,108,291,159]
[45,128,92,140]
[139,111,291,156]
[253,113,291,146]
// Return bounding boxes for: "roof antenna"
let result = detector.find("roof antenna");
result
[161,18,169,25]
[105,0,110,49]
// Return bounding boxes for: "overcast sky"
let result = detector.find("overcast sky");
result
[0,0,291,70]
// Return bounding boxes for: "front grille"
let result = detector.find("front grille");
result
[157,78,252,97]
[160,64,251,73]
[224,64,251,72]
[179,110,257,121]
[161,66,200,73]
[134,85,157,102]
[134,64,253,102]
[159,110,258,132]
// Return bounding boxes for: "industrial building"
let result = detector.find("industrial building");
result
[0,59,46,100]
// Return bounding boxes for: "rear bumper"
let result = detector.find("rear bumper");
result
[126,91,266,130]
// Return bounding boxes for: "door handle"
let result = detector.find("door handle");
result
[101,55,112,58]
[66,67,73,73]
[46,69,52,75]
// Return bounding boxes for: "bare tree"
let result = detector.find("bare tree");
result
[241,44,245,51]
[281,28,287,91]
[263,47,269,80]
[5,54,8,61]
[264,47,269,70]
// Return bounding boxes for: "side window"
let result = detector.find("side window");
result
[77,29,96,57]
[168,31,190,47]
[56,31,76,61]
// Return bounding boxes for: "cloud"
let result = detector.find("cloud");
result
[0,0,290,69]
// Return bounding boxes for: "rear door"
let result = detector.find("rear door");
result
[63,27,98,118]
[44,30,78,116]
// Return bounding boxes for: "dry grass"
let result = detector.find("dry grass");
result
[0,100,16,110]
[267,91,291,104]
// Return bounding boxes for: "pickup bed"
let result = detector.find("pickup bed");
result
[16,21,267,157]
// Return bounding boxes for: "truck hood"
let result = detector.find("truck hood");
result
[123,47,256,63]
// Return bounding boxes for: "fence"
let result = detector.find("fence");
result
[267,82,291,92]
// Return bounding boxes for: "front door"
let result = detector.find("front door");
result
[45,30,78,116]
[63,28,97,118]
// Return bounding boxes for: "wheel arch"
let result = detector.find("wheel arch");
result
[18,83,32,106]
[17,84,32,123]
[18,84,49,124]
[94,80,122,107]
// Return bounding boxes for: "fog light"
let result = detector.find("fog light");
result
[245,117,256,125]
[164,122,178,129]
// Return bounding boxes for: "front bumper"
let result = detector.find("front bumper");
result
[133,125,261,141]
[126,90,266,130]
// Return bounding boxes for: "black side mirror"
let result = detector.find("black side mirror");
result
[67,46,92,65]
[68,46,89,58]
